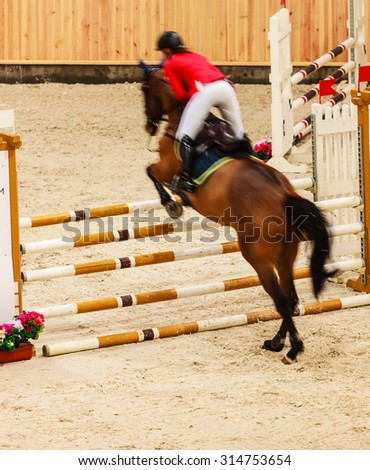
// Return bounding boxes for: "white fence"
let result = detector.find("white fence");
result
[312,102,362,258]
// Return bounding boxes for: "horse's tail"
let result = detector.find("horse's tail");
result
[285,195,336,298]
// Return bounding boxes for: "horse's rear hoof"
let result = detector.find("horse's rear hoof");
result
[281,354,296,365]
[165,200,183,218]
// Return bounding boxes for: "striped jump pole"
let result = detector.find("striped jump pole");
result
[19,196,182,229]
[42,292,370,357]
[35,258,364,319]
[20,203,362,257]
[290,38,355,85]
[292,61,355,111]
[293,83,355,145]
[20,219,220,255]
[21,196,362,282]
[21,240,240,282]
[19,178,312,231]
[20,180,313,256]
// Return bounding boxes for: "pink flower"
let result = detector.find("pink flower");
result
[0,323,14,336]
[254,137,273,160]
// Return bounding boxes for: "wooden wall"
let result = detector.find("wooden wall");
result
[0,0,367,65]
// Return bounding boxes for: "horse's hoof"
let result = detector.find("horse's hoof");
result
[262,333,285,352]
[165,200,183,218]
[281,354,296,365]
[262,339,284,352]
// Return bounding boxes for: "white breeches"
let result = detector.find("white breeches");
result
[176,79,245,141]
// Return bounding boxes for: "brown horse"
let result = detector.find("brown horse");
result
[140,61,333,364]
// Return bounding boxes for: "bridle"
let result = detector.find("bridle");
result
[142,72,183,140]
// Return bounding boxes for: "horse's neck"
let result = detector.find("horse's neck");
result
[159,82,182,133]
[159,131,177,156]
[158,132,181,180]
[167,108,181,134]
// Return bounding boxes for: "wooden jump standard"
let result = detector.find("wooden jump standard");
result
[42,293,370,357]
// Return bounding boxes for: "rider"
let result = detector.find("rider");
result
[156,31,246,192]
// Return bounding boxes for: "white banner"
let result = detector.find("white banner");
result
[0,450,368,469]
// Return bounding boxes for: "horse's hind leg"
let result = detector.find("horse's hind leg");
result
[250,259,304,363]
[275,242,305,363]
[277,241,301,315]
[255,263,290,353]
[261,269,304,362]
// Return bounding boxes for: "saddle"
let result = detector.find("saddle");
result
[194,114,257,159]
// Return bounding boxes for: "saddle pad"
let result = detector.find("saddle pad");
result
[191,149,233,185]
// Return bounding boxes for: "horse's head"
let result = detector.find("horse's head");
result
[139,60,180,136]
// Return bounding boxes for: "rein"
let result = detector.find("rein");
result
[164,131,177,141]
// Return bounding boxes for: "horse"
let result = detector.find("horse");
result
[139,60,334,364]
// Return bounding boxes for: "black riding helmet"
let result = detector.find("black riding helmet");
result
[156,31,185,52]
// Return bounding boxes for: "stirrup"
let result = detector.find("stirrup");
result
[173,174,197,193]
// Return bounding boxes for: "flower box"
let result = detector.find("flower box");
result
[0,342,35,364]
[0,311,44,363]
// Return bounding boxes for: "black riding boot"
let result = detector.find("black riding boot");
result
[177,135,197,193]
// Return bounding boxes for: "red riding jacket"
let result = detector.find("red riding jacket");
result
[163,51,225,104]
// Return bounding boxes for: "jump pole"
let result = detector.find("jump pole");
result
[21,195,362,282]
[292,62,355,111]
[20,190,359,256]
[42,293,370,357]
[20,219,220,255]
[290,39,355,85]
[35,258,364,319]
[293,83,355,145]
[19,178,313,230]
[19,196,183,229]
[22,241,240,282]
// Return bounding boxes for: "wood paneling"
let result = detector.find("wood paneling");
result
[0,0,367,65]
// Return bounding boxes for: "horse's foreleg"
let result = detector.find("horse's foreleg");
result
[146,166,171,205]
[146,165,183,218]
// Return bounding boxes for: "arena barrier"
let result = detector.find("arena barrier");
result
[42,293,370,357]
[268,0,367,173]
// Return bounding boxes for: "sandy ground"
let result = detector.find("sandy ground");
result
[0,81,369,451]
